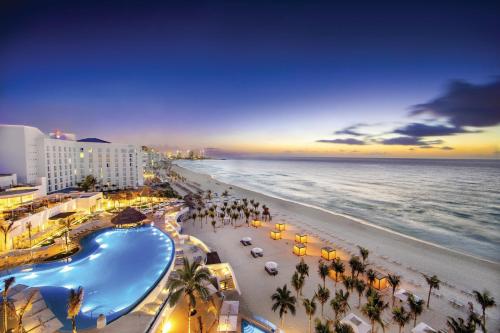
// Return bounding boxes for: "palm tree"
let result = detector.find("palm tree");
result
[303,297,317,333]
[366,269,376,287]
[357,246,369,266]
[387,274,401,306]
[271,284,296,329]
[243,209,251,226]
[342,276,355,293]
[447,316,477,333]
[330,289,350,321]
[422,274,440,308]
[362,293,388,333]
[392,306,410,333]
[348,256,362,278]
[315,285,330,318]
[16,290,37,333]
[3,277,15,333]
[331,258,345,291]
[291,271,305,298]
[59,217,73,253]
[0,221,18,252]
[318,260,330,288]
[407,294,424,327]
[296,259,310,278]
[472,290,496,330]
[211,220,216,233]
[315,319,333,333]
[314,318,332,333]
[25,221,33,250]
[67,287,84,333]
[166,257,213,333]
[354,278,366,308]
[335,322,355,333]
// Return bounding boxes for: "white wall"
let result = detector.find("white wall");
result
[0,174,17,188]
[1,125,144,193]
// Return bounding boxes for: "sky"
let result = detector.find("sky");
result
[1,0,499,158]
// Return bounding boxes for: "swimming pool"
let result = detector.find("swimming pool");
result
[241,319,272,333]
[0,225,174,331]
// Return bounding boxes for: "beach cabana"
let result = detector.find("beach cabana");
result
[395,289,421,303]
[321,246,336,260]
[270,229,282,240]
[411,322,436,333]
[295,233,307,243]
[251,219,262,228]
[111,207,147,227]
[341,313,370,333]
[293,243,307,256]
[10,285,63,333]
[372,271,388,290]
[275,223,286,231]
[218,301,239,332]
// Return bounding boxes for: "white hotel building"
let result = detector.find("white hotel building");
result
[0,125,144,193]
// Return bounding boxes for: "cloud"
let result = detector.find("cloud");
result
[410,79,500,128]
[440,146,454,150]
[379,137,443,146]
[393,123,470,137]
[316,138,366,145]
[334,124,365,136]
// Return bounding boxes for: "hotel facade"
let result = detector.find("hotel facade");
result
[0,124,144,193]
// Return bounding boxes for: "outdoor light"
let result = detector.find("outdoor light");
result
[270,229,282,240]
[162,321,172,333]
[251,219,261,228]
[295,233,307,243]
[373,272,388,290]
[321,246,336,260]
[293,243,306,256]
[275,223,286,231]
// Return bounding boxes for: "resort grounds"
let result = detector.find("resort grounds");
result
[171,164,500,333]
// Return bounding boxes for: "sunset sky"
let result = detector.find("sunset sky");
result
[1,0,499,158]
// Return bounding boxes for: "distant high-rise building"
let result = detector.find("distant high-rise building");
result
[0,124,144,193]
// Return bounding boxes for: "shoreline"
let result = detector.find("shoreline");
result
[175,164,499,267]
[206,171,498,266]
[172,164,500,302]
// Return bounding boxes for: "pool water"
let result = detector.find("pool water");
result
[241,319,272,333]
[1,226,174,331]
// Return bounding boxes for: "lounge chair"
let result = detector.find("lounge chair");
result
[265,266,278,276]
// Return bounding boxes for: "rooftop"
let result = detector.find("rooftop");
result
[77,137,110,143]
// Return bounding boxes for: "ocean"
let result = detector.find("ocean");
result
[176,158,500,262]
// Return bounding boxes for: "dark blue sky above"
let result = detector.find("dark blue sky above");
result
[1,0,499,153]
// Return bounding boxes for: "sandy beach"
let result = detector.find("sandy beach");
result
[172,164,500,332]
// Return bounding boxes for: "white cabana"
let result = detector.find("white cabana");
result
[411,322,436,333]
[395,289,421,303]
[218,301,239,332]
[8,285,63,333]
[242,237,252,242]
[341,313,371,333]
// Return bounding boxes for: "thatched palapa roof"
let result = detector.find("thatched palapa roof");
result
[111,207,147,225]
